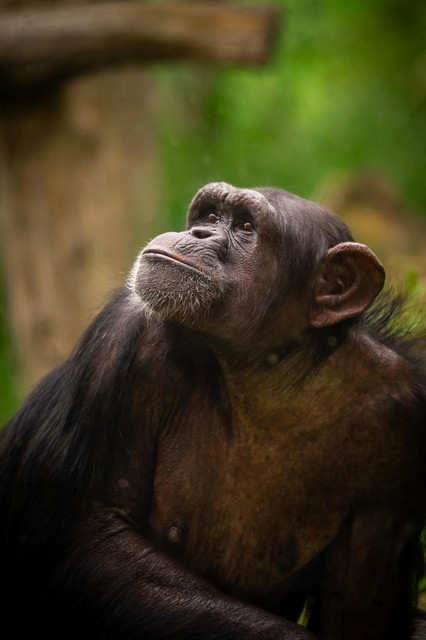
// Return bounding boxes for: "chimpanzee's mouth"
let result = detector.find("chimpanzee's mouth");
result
[141,249,207,276]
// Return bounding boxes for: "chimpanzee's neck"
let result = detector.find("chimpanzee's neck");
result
[210,329,386,431]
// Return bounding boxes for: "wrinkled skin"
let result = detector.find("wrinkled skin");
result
[1,182,425,640]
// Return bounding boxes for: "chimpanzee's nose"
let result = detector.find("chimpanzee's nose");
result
[190,226,217,240]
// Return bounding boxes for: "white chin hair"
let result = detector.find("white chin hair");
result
[127,255,225,324]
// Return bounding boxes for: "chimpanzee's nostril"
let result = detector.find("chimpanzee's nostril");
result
[190,226,215,240]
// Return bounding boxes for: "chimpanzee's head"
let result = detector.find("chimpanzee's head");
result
[130,182,385,344]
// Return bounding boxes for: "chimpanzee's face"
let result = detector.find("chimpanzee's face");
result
[130,182,285,340]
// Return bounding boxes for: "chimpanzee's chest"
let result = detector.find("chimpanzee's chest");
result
[148,408,380,601]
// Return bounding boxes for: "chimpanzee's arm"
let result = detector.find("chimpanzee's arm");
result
[312,506,421,640]
[62,508,316,640]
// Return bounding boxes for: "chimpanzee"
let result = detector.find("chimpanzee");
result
[1,182,425,640]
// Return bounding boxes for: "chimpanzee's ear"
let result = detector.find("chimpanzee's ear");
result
[309,242,385,328]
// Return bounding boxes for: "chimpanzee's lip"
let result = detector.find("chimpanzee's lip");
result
[142,249,206,275]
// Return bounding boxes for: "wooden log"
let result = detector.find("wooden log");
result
[0,2,280,91]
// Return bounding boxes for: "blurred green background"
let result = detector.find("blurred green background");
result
[157,0,426,220]
[1,0,425,423]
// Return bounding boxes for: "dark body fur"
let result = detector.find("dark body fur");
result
[1,183,426,640]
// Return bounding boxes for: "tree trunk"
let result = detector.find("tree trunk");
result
[0,68,160,389]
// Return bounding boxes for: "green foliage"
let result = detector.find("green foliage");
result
[155,0,426,228]
[0,272,20,425]
[404,271,426,332]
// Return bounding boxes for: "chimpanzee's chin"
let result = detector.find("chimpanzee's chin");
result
[135,260,224,324]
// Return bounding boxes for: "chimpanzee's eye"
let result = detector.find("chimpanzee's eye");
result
[232,206,255,233]
[207,213,219,224]
[234,219,254,233]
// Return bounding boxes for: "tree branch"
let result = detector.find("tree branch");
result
[0,1,281,90]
